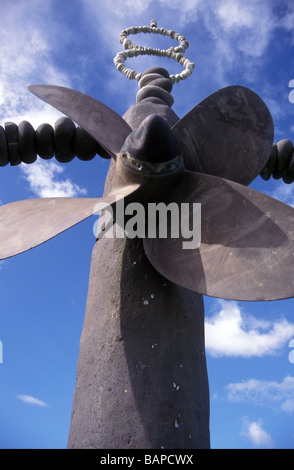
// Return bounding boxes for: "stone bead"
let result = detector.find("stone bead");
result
[136,85,174,107]
[96,143,111,159]
[5,122,21,166]
[148,77,173,92]
[283,150,294,184]
[35,123,55,159]
[0,125,8,167]
[260,144,277,181]
[18,120,37,164]
[74,126,97,161]
[54,117,75,163]
[273,139,293,179]
[141,67,170,79]
[139,73,165,88]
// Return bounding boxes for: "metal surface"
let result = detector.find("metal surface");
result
[143,170,294,301]
[172,85,274,185]
[0,184,139,259]
[28,85,132,159]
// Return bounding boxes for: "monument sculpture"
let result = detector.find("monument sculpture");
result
[0,21,293,449]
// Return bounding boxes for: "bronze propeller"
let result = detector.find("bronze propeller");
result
[0,78,293,302]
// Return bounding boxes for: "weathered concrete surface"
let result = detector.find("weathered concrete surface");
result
[67,156,210,448]
[67,224,210,448]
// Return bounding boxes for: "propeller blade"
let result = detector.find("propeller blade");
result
[172,86,274,186]
[28,85,132,159]
[143,171,294,301]
[0,184,140,259]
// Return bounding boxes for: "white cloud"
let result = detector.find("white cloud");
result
[215,0,274,58]
[0,4,88,200]
[1,0,292,114]
[0,1,71,128]
[17,394,48,407]
[241,418,275,448]
[80,0,294,99]
[20,159,87,198]
[227,375,294,413]
[277,3,294,33]
[107,0,152,16]
[159,0,202,25]
[270,182,294,208]
[217,1,256,30]
[205,300,294,357]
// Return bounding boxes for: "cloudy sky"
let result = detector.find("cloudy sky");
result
[0,0,294,449]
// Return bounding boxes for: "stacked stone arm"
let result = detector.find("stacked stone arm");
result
[2,112,293,188]
[0,117,110,166]
[260,139,294,183]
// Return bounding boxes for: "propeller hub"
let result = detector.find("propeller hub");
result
[121,114,181,175]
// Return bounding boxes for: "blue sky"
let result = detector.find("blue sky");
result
[0,0,294,449]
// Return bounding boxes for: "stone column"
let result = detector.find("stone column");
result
[67,68,210,449]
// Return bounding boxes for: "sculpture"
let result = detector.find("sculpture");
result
[0,21,293,449]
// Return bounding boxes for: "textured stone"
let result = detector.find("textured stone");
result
[54,116,75,163]
[141,67,170,79]
[18,120,37,164]
[67,233,209,449]
[260,144,277,181]
[149,77,173,92]
[5,121,21,166]
[283,150,294,184]
[0,125,8,166]
[67,85,210,449]
[273,139,293,179]
[136,85,174,107]
[36,123,55,159]
[74,126,97,161]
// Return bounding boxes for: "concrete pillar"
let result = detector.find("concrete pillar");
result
[67,231,210,449]
[67,70,210,449]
